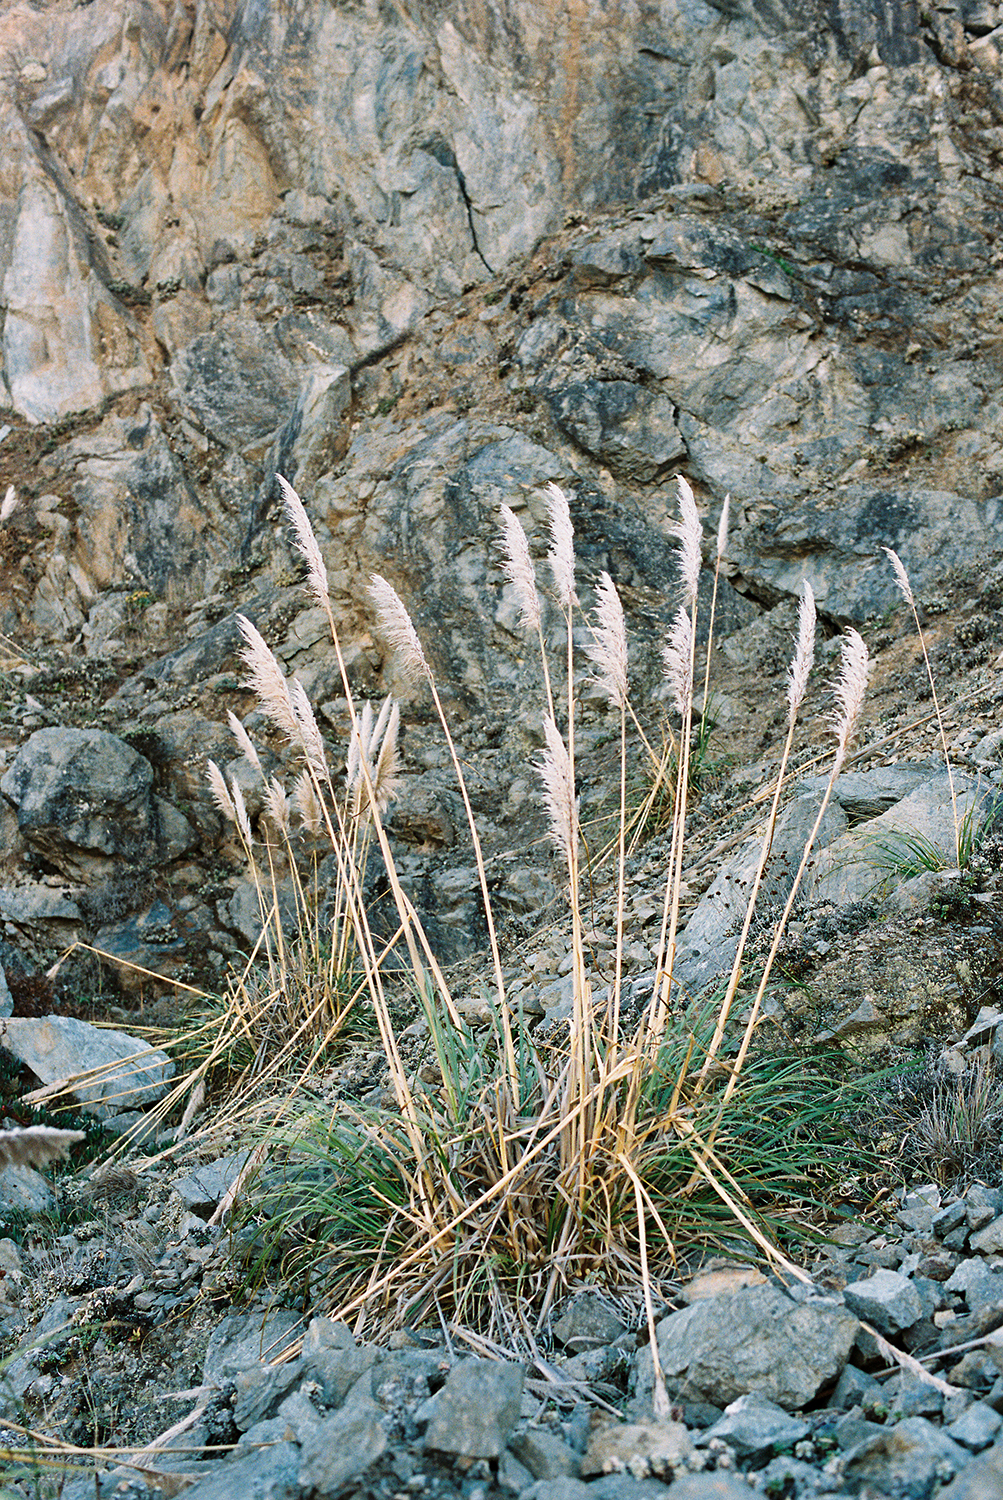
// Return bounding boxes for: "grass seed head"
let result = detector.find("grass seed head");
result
[716,495,730,560]
[883,546,915,609]
[369,576,432,687]
[227,710,263,775]
[278,474,331,612]
[663,606,694,717]
[539,714,578,861]
[672,475,702,606]
[294,769,323,834]
[787,580,816,721]
[544,482,578,612]
[500,504,542,633]
[207,759,236,822]
[833,627,869,765]
[587,571,628,710]
[237,615,300,743]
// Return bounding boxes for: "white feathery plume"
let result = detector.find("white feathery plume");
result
[277,474,330,610]
[237,615,300,743]
[230,776,253,845]
[291,677,328,777]
[294,768,323,834]
[544,482,578,612]
[499,504,543,632]
[207,760,236,821]
[833,628,869,765]
[586,571,628,710]
[371,700,402,816]
[264,776,290,834]
[786,580,816,721]
[716,495,730,560]
[539,714,578,862]
[370,695,395,756]
[369,576,431,687]
[346,700,372,792]
[0,486,18,523]
[0,1126,84,1170]
[883,546,915,608]
[227,710,263,775]
[662,606,693,718]
[671,475,702,606]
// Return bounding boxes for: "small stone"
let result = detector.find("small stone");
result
[552,1291,627,1350]
[946,1399,1003,1450]
[841,1415,966,1494]
[695,1392,810,1460]
[966,1185,1001,1231]
[970,1215,1003,1255]
[933,1200,968,1239]
[424,1359,524,1458]
[509,1429,581,1479]
[828,1363,884,1411]
[297,1395,387,1495]
[581,1417,694,1478]
[842,1268,924,1335]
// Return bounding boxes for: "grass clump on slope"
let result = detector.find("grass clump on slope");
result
[220,474,878,1380]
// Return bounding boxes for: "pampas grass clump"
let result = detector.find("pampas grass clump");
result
[220,476,875,1365]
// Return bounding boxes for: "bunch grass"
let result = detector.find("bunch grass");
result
[217,473,879,1369]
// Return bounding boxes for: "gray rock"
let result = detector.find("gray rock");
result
[1,728,158,865]
[695,1391,810,1459]
[842,1268,925,1336]
[203,1310,302,1387]
[633,1283,858,1413]
[841,1415,967,1494]
[509,1429,582,1479]
[0,1163,53,1218]
[174,1150,257,1215]
[970,1216,1003,1256]
[547,380,686,482]
[176,1440,301,1500]
[232,1360,305,1432]
[424,1358,525,1458]
[296,1394,387,1496]
[945,1259,1003,1313]
[552,1291,628,1351]
[662,1477,757,1499]
[0,969,11,1021]
[947,1400,1003,1451]
[829,1363,884,1411]
[304,1344,382,1409]
[0,1014,174,1115]
[937,1440,1003,1497]
[807,771,990,908]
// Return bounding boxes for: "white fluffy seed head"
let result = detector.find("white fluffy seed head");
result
[291,677,328,778]
[278,475,330,611]
[230,776,253,845]
[227,711,263,775]
[883,546,915,609]
[237,615,300,742]
[586,572,628,710]
[539,715,578,863]
[544,482,578,612]
[716,495,730,560]
[500,504,542,633]
[662,606,693,718]
[671,475,702,606]
[294,769,323,835]
[833,628,869,766]
[368,576,431,687]
[207,760,236,822]
[0,486,18,523]
[264,776,290,834]
[370,700,402,818]
[786,580,816,721]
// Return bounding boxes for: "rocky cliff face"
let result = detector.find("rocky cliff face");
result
[2,0,1003,984]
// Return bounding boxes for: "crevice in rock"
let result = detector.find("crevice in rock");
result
[423,136,495,276]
